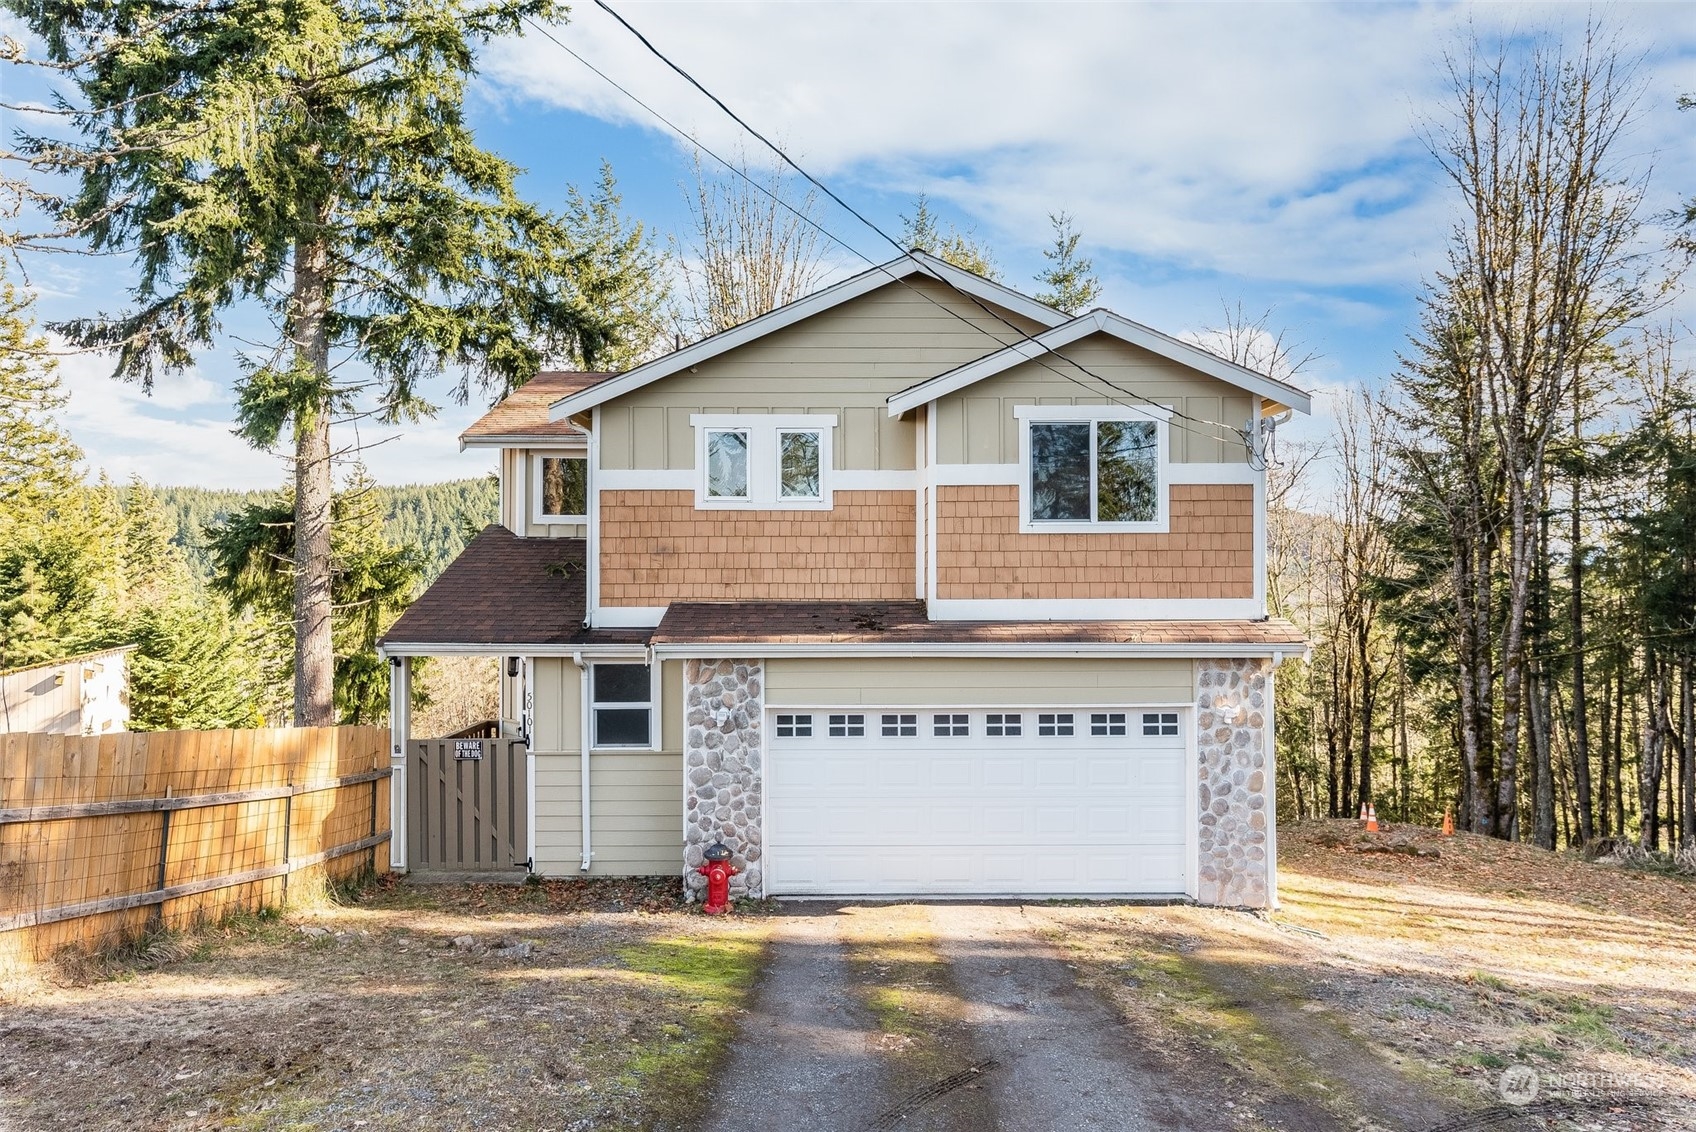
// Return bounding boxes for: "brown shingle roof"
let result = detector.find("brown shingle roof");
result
[379,526,648,650]
[458,371,613,446]
[651,601,1308,650]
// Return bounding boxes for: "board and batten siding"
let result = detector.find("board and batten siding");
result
[596,277,1046,472]
[531,658,685,876]
[932,334,1257,466]
[764,657,1195,707]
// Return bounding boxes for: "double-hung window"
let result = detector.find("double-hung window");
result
[591,663,654,749]
[693,415,835,509]
[531,452,588,524]
[1018,405,1169,533]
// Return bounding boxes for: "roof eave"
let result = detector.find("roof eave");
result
[548,251,1068,421]
[649,640,1310,660]
[885,309,1314,418]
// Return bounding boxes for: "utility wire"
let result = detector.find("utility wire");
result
[544,7,1252,455]
[586,0,1277,462]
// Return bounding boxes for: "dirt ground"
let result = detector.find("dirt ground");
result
[0,876,763,1132]
[3,826,1692,1131]
[1040,821,1696,1132]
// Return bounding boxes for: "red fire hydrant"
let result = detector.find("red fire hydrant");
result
[697,840,738,915]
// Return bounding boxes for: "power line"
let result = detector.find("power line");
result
[531,9,1264,460]
[590,0,1272,461]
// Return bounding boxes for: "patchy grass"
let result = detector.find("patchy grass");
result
[0,875,761,1132]
[611,933,767,1129]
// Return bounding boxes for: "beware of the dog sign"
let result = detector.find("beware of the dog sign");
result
[454,740,483,761]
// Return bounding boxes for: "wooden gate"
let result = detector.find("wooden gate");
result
[407,738,528,874]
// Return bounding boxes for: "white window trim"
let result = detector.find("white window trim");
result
[589,661,660,753]
[1015,403,1172,535]
[691,414,837,511]
[530,450,588,526]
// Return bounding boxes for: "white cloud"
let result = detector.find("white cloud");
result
[486,2,1696,291]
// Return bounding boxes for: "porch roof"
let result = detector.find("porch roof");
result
[378,527,649,655]
[650,601,1309,657]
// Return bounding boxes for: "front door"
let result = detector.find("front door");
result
[407,737,529,873]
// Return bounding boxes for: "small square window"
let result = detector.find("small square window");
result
[776,714,812,738]
[536,455,587,519]
[986,713,1022,737]
[1037,712,1075,737]
[933,713,969,737]
[828,713,865,737]
[881,713,918,737]
[1091,712,1128,736]
[591,663,652,747]
[1142,711,1180,737]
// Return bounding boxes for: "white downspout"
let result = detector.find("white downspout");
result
[574,650,593,871]
[1266,650,1284,910]
[387,654,410,872]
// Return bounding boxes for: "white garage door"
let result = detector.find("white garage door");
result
[765,707,1189,896]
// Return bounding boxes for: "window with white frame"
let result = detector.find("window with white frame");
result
[591,663,653,748]
[933,713,969,737]
[1091,712,1128,736]
[531,453,587,523]
[692,415,835,509]
[881,713,918,737]
[1037,712,1075,737]
[1142,711,1180,737]
[1019,405,1169,532]
[986,713,1022,737]
[828,713,865,737]
[776,713,813,738]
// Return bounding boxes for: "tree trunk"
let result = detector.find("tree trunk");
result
[1357,618,1374,809]
[1598,656,1613,838]
[1642,652,1668,850]
[1614,644,1628,837]
[1681,658,1695,849]
[1570,421,1595,844]
[291,235,336,728]
[1532,504,1556,850]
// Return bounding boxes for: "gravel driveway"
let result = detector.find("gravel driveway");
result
[701,901,1529,1132]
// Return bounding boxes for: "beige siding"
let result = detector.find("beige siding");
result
[531,658,686,877]
[597,277,1047,472]
[499,446,588,538]
[765,657,1195,706]
[933,334,1257,465]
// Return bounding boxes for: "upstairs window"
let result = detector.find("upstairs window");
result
[1019,406,1168,533]
[532,453,588,523]
[693,415,835,509]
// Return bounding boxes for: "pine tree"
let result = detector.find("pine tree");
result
[0,271,81,531]
[1034,212,1102,314]
[10,0,603,726]
[563,162,669,371]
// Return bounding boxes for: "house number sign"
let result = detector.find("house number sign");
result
[454,740,484,761]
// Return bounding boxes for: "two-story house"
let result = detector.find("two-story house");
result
[378,251,1309,908]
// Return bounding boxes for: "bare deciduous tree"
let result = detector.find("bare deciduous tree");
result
[672,149,830,340]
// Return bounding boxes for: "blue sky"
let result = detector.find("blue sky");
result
[7,1,1696,488]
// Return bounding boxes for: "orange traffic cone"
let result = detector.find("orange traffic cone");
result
[1359,802,1368,823]
[1442,808,1455,837]
[1366,803,1379,833]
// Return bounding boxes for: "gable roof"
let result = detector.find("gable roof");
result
[548,251,1069,421]
[886,309,1312,418]
[459,371,612,449]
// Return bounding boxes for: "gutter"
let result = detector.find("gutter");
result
[573,650,593,872]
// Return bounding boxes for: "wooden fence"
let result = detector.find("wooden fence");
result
[0,726,390,966]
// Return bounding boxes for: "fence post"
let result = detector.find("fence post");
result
[151,805,171,933]
[281,791,292,904]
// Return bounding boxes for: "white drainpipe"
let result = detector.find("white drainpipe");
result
[574,650,593,871]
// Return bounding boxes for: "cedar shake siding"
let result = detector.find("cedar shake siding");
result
[598,489,916,605]
[935,484,1254,600]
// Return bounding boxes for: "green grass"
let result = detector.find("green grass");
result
[612,934,766,1127]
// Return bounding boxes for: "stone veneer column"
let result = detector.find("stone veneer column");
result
[1195,657,1272,907]
[683,659,764,900]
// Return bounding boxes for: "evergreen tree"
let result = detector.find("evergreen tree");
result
[126,598,263,730]
[563,162,669,371]
[1034,211,1102,314]
[10,0,604,726]
[899,195,999,280]
[0,271,81,530]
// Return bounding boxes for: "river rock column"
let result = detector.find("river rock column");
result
[683,658,764,900]
[1195,657,1271,908]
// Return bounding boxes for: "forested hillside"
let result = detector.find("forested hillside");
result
[156,478,498,585]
